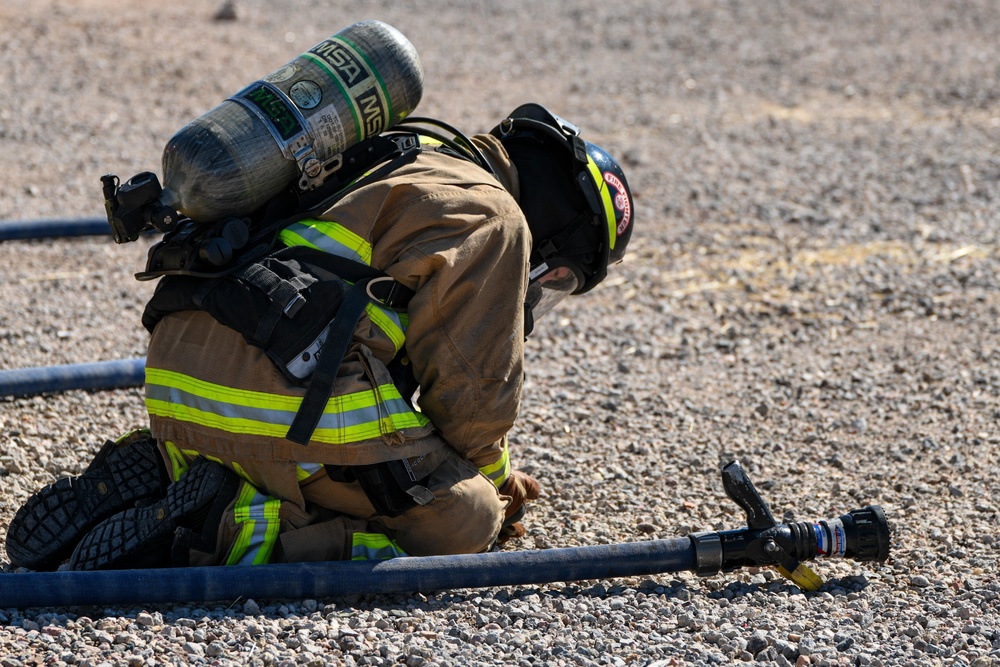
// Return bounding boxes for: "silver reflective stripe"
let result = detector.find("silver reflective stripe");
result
[146,374,427,444]
[351,532,408,560]
[228,484,281,566]
[281,221,370,264]
[296,462,325,482]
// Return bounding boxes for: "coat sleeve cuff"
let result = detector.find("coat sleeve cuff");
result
[477,440,511,489]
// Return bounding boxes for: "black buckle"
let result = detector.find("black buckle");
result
[365,276,412,310]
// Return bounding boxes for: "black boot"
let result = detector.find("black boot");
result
[68,457,240,570]
[5,430,170,570]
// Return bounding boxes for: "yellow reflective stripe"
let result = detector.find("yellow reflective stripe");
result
[149,367,401,415]
[277,220,408,349]
[280,220,373,265]
[146,368,429,445]
[365,303,406,352]
[478,443,511,489]
[227,482,282,566]
[148,397,429,444]
[351,532,408,560]
[149,367,301,411]
[585,156,617,252]
[296,462,324,482]
[163,441,190,480]
[278,221,405,347]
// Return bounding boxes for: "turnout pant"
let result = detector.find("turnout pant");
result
[159,442,508,565]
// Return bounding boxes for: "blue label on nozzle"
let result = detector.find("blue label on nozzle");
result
[816,519,848,558]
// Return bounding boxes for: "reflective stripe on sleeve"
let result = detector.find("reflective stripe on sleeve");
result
[351,532,408,560]
[280,220,373,265]
[478,442,511,490]
[364,302,406,353]
[280,220,406,351]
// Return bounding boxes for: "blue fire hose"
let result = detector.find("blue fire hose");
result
[0,362,891,611]
[0,465,890,608]
[1,540,696,608]
[0,217,111,241]
[0,358,146,397]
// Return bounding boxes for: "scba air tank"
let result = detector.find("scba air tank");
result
[159,20,423,222]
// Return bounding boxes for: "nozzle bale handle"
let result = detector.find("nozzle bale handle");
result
[721,460,777,530]
[689,505,890,576]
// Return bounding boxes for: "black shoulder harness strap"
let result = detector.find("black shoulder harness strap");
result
[286,274,373,444]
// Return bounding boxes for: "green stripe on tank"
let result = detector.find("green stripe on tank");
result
[337,35,394,126]
[299,51,364,143]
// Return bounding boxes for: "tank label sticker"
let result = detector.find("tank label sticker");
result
[355,86,386,136]
[265,64,298,84]
[301,37,390,145]
[309,38,369,87]
[290,80,323,110]
[240,84,303,141]
[311,104,348,158]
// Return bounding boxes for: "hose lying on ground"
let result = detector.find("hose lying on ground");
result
[0,461,890,608]
[2,540,696,608]
[0,358,146,397]
[0,217,111,241]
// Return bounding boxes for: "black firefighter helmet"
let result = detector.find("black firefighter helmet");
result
[490,103,634,328]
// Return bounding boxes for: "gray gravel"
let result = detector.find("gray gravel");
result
[2,0,1000,665]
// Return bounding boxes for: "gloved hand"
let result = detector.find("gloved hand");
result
[501,470,541,523]
[495,470,541,546]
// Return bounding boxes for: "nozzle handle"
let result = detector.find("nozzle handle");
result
[721,460,777,530]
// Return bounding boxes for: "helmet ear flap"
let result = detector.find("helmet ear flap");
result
[503,139,592,265]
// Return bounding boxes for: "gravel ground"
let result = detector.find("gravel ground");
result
[2,0,1000,665]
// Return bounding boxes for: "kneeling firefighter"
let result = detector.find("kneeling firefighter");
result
[6,103,635,570]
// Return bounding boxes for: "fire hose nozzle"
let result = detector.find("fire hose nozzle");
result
[839,505,891,563]
[690,461,891,585]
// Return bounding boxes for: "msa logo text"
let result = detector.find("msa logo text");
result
[310,40,369,88]
[355,88,386,136]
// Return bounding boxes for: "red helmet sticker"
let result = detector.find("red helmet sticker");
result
[604,171,632,236]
